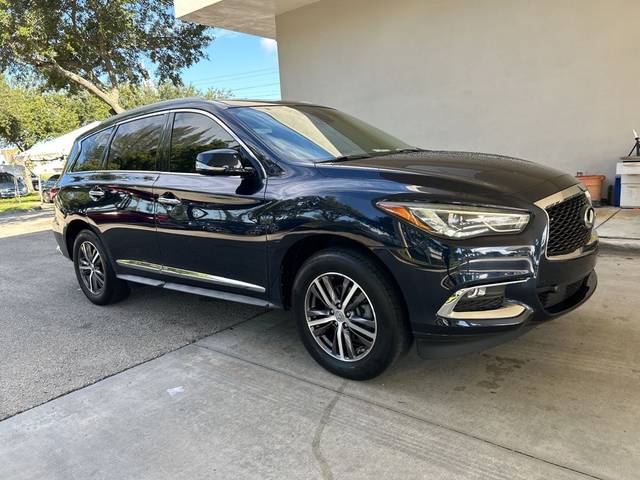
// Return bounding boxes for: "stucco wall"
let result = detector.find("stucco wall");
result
[276,0,640,194]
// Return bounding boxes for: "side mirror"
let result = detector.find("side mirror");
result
[195,149,255,176]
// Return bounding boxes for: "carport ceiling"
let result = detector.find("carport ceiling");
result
[174,0,318,38]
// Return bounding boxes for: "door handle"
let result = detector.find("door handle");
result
[157,194,181,206]
[89,187,105,201]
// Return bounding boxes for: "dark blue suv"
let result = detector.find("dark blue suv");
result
[53,98,598,379]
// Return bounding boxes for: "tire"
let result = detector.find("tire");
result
[73,229,130,305]
[292,248,411,380]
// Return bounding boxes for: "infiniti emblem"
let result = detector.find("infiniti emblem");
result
[583,206,595,229]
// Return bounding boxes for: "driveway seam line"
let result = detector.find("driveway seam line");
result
[194,343,606,480]
[596,209,621,230]
[0,308,272,423]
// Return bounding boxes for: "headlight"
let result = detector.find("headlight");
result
[377,202,530,239]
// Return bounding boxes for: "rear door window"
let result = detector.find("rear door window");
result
[72,128,113,172]
[106,115,166,171]
[169,112,239,173]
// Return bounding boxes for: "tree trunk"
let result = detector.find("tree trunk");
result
[45,61,124,113]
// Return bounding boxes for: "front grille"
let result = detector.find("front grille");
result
[455,295,505,312]
[545,194,591,257]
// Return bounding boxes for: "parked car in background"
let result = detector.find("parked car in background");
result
[0,172,28,199]
[41,174,60,203]
[52,98,598,380]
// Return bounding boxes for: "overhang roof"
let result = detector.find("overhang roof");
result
[174,0,318,38]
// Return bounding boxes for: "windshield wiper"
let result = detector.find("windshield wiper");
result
[324,149,422,163]
[392,148,423,154]
[328,153,374,163]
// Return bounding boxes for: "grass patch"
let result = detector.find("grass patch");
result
[0,193,42,215]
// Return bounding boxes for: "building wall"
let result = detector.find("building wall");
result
[276,0,639,194]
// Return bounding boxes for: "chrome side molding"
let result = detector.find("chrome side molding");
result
[116,259,266,293]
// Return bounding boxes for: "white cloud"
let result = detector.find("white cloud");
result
[260,38,278,54]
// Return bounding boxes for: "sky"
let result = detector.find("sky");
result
[181,29,281,101]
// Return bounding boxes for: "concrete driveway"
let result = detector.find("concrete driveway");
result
[1,219,639,479]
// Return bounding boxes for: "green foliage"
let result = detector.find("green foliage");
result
[118,83,232,110]
[0,77,111,151]
[0,192,41,214]
[0,77,232,150]
[0,0,214,111]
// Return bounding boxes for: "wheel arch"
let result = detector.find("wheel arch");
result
[64,219,101,260]
[279,234,408,315]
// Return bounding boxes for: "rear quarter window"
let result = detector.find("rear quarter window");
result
[72,128,114,172]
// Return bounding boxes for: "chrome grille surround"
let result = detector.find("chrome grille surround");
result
[534,184,598,260]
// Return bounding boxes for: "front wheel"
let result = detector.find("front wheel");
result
[292,249,411,380]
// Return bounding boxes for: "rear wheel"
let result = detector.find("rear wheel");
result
[292,249,410,380]
[73,230,129,305]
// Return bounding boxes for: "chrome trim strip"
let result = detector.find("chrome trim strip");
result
[161,265,266,293]
[116,259,162,272]
[437,279,529,326]
[534,184,598,261]
[445,303,526,320]
[116,259,265,293]
[533,183,585,210]
[116,274,274,308]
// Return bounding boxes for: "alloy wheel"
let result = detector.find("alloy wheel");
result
[78,241,105,295]
[304,272,377,362]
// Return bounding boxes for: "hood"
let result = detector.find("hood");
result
[329,150,578,203]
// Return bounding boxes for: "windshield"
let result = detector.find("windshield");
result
[227,105,413,163]
[0,173,15,184]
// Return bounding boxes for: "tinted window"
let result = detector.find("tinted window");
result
[107,115,165,171]
[72,128,113,172]
[170,113,239,173]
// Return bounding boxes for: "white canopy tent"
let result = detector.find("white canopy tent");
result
[13,121,101,196]
[15,121,101,163]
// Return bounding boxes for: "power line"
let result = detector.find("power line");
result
[191,66,277,82]
[189,67,279,84]
[199,78,280,90]
[230,82,280,92]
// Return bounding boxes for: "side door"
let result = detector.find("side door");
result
[84,114,166,268]
[154,111,269,297]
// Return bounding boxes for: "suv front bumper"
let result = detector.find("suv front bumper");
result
[413,270,597,358]
[373,211,598,358]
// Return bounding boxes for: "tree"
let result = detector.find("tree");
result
[0,78,231,151]
[0,0,214,113]
[118,83,232,111]
[0,77,111,151]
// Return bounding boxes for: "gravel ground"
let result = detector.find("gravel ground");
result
[0,229,263,419]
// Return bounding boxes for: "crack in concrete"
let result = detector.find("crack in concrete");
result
[197,344,605,480]
[311,381,346,480]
